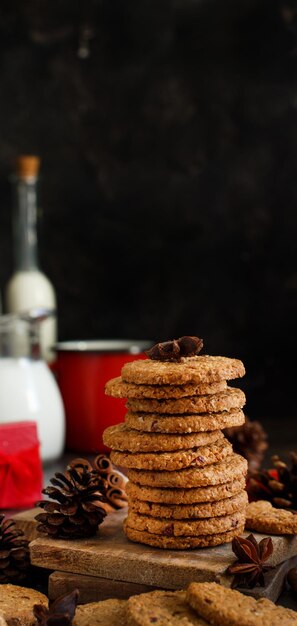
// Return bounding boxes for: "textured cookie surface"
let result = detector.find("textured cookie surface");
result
[186,582,297,626]
[0,584,47,626]
[125,409,245,433]
[246,500,297,534]
[126,476,246,504]
[126,388,245,415]
[129,490,248,519]
[74,599,127,626]
[122,356,245,385]
[127,453,247,488]
[0,615,7,626]
[106,376,227,399]
[127,590,207,626]
[111,438,232,470]
[104,423,223,452]
[124,522,245,549]
[126,510,245,537]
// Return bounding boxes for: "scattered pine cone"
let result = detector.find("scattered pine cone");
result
[0,515,30,583]
[248,453,297,510]
[225,417,268,473]
[36,464,108,539]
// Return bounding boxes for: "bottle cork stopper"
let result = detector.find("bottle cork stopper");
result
[15,155,40,179]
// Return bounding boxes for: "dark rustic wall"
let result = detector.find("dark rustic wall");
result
[0,0,297,419]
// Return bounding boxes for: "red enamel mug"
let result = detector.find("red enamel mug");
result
[52,340,151,452]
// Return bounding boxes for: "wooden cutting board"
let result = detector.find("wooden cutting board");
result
[47,556,297,603]
[29,508,297,592]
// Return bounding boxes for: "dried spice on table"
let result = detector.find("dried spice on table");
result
[0,514,30,583]
[248,452,297,510]
[34,588,79,625]
[146,336,203,361]
[226,534,274,588]
[69,454,128,511]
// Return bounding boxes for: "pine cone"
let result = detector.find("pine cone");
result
[225,417,268,473]
[0,515,30,583]
[35,465,108,539]
[248,453,297,511]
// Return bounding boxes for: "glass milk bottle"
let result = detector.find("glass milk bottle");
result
[0,309,65,462]
[5,156,56,362]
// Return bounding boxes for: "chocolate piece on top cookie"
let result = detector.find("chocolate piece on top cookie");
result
[146,336,203,362]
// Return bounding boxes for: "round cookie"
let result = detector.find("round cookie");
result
[126,476,247,504]
[124,522,245,549]
[126,510,245,537]
[126,590,206,626]
[126,388,245,415]
[0,585,47,626]
[127,453,248,488]
[103,423,223,452]
[105,376,227,399]
[129,490,248,519]
[122,355,245,386]
[111,438,233,471]
[125,408,245,433]
[245,500,297,535]
[74,598,127,626]
[186,582,297,626]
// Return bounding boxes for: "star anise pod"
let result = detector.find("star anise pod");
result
[146,336,203,361]
[34,589,79,625]
[226,534,274,588]
[248,453,297,510]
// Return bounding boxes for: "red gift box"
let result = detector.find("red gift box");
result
[0,422,43,508]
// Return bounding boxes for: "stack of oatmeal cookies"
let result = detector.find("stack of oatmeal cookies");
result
[103,338,248,549]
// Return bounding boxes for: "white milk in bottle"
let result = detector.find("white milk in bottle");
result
[5,156,56,361]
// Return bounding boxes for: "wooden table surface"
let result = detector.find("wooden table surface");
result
[6,435,297,611]
[41,441,297,611]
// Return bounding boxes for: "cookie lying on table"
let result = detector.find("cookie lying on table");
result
[74,599,127,626]
[126,590,207,626]
[0,584,47,626]
[246,500,297,534]
[187,582,297,626]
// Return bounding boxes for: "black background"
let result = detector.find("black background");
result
[0,0,297,421]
